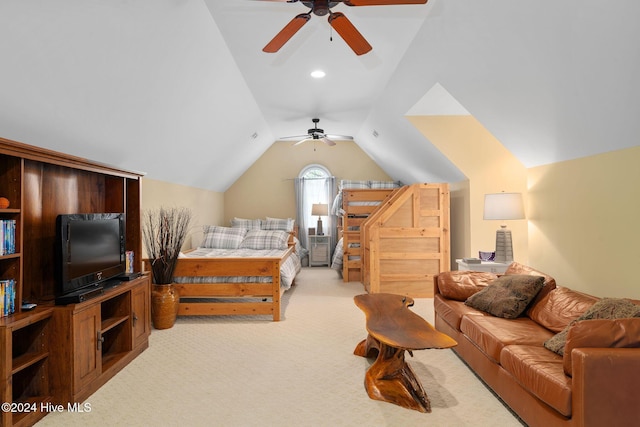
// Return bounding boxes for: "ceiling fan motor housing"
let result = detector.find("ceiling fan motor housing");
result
[301,1,340,16]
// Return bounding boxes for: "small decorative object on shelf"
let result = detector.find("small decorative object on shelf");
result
[0,197,9,209]
[142,206,192,329]
[479,251,495,261]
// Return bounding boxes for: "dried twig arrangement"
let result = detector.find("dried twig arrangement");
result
[142,207,192,284]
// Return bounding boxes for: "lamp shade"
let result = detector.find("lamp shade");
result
[483,193,525,221]
[311,203,328,217]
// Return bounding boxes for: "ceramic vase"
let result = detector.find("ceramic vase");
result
[151,284,180,329]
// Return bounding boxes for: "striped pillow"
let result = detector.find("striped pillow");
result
[340,180,369,189]
[239,229,289,250]
[231,217,262,230]
[263,217,295,232]
[369,180,402,189]
[201,226,247,249]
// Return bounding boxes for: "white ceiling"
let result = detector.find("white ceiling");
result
[1,1,639,191]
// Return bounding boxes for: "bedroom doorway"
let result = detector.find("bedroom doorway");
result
[295,164,336,263]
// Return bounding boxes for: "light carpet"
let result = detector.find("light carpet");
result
[37,267,523,427]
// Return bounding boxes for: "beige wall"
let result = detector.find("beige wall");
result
[408,115,640,299]
[142,178,223,249]
[407,116,529,264]
[223,140,391,225]
[528,146,640,298]
[449,179,470,268]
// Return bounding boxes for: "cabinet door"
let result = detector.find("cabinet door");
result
[131,280,150,349]
[72,305,101,391]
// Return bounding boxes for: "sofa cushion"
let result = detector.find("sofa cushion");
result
[527,286,599,333]
[504,262,557,315]
[504,261,556,288]
[500,345,572,417]
[465,275,545,319]
[460,315,554,363]
[563,317,640,376]
[544,298,640,355]
[434,294,486,331]
[437,271,498,301]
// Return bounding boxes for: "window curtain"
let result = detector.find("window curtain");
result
[294,176,337,260]
[294,178,308,250]
[326,176,337,259]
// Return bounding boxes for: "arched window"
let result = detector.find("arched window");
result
[299,164,331,180]
[294,164,336,259]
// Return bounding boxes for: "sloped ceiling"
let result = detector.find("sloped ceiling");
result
[1,1,638,192]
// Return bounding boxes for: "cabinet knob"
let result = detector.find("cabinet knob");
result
[133,312,138,326]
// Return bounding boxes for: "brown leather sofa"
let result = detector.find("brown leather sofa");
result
[433,262,640,427]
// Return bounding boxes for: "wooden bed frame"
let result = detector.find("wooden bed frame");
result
[144,232,298,322]
[340,188,396,282]
[360,183,450,298]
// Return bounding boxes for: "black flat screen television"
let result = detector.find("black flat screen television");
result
[56,213,126,298]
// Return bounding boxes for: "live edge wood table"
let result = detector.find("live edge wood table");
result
[353,293,457,413]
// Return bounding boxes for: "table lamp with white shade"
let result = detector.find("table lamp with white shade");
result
[483,192,525,262]
[311,203,328,236]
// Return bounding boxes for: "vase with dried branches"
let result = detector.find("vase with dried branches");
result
[142,206,192,329]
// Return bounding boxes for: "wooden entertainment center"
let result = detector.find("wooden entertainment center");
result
[0,137,149,427]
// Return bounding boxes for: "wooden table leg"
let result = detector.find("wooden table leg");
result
[354,335,431,413]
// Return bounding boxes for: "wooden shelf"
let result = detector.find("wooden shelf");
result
[11,350,49,375]
[101,315,129,334]
[1,137,148,426]
[50,276,150,406]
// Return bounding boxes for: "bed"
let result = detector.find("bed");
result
[331,183,451,297]
[156,219,302,321]
[330,180,402,282]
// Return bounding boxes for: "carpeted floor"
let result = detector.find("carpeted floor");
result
[36,267,524,426]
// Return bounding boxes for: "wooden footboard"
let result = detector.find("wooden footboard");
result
[145,245,295,321]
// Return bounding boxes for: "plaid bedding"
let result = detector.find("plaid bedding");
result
[174,248,301,290]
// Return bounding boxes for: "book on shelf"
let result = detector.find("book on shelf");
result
[0,219,16,256]
[0,279,16,317]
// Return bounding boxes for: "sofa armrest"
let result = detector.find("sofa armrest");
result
[571,347,640,427]
[563,318,640,376]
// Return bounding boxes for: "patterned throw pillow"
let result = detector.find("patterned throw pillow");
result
[339,180,369,189]
[239,229,289,250]
[544,298,640,355]
[200,226,247,249]
[369,180,402,189]
[263,217,295,232]
[465,275,545,319]
[230,217,262,230]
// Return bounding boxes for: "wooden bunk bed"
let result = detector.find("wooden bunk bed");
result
[361,183,450,298]
[144,229,300,322]
[339,188,397,281]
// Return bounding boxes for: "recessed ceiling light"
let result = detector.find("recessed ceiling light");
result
[310,70,326,79]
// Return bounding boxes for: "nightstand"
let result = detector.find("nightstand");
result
[309,235,330,267]
[456,259,511,274]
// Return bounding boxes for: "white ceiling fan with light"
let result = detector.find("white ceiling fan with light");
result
[279,118,353,146]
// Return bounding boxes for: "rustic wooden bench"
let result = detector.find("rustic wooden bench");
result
[354,293,457,412]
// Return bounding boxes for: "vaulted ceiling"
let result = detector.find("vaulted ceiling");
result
[1,1,638,192]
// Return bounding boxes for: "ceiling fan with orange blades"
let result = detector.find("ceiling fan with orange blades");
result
[279,118,354,146]
[261,0,428,56]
